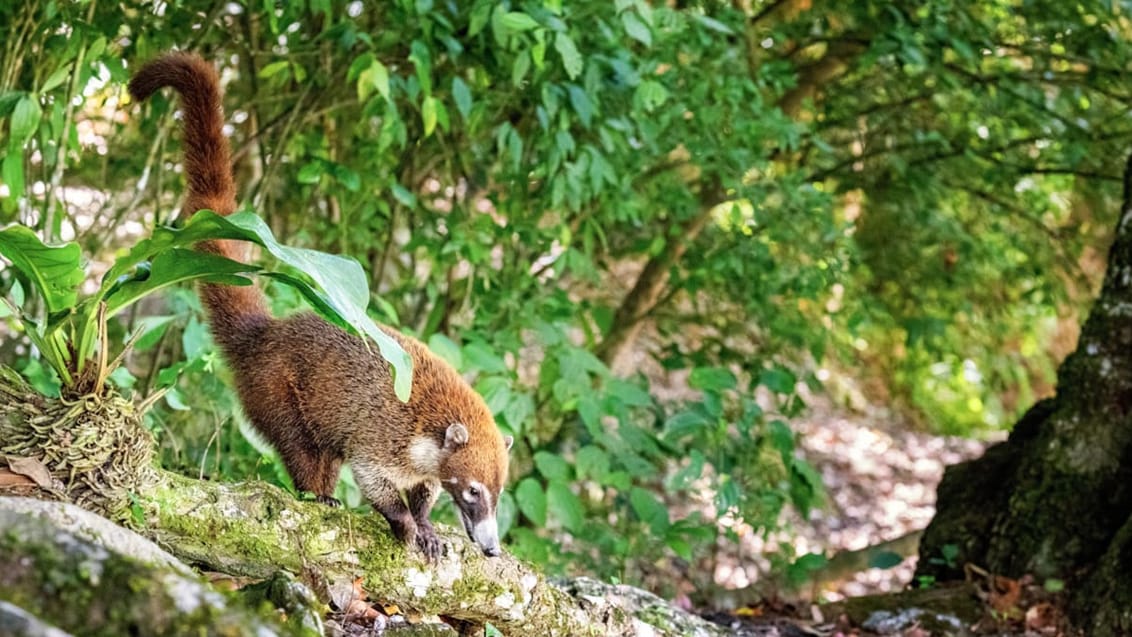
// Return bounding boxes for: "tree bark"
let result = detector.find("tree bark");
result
[918,151,1132,636]
[0,498,303,637]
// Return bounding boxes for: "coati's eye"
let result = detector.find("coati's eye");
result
[463,481,488,504]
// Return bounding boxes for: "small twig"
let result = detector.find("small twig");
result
[750,0,792,27]
[103,324,147,386]
[252,81,314,210]
[141,322,172,398]
[199,427,221,480]
[120,118,174,227]
[45,0,100,240]
[136,387,172,414]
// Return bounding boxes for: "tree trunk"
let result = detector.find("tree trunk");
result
[918,152,1132,635]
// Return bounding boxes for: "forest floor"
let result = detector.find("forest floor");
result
[792,400,989,600]
[694,397,1079,636]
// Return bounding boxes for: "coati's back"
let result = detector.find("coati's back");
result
[232,313,498,459]
[227,313,405,454]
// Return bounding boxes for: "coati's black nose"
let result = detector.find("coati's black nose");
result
[483,545,502,557]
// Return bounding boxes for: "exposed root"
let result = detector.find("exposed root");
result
[0,365,155,522]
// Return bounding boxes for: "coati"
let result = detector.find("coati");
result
[128,52,512,559]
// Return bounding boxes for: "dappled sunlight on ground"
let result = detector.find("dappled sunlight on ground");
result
[722,399,994,602]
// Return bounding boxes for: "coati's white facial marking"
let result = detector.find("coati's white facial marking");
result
[450,477,502,557]
[408,437,442,474]
[463,480,491,505]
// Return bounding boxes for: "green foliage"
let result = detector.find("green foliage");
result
[1,0,1128,593]
[868,551,905,570]
[787,553,829,588]
[0,210,408,394]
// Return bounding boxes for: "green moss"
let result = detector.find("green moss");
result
[0,510,311,636]
[635,607,672,629]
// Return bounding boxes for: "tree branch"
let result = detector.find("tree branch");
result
[777,38,869,118]
[598,179,727,366]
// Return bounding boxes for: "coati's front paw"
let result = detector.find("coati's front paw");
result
[314,495,342,508]
[415,522,443,561]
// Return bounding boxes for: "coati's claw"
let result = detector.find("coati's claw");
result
[416,524,443,561]
[315,495,342,508]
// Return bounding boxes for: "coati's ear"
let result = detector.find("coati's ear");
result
[503,435,514,451]
[445,423,469,450]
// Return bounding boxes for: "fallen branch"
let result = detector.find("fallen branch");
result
[2,474,732,636]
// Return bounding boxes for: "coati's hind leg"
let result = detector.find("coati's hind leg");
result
[271,433,340,507]
[311,453,343,507]
[407,481,442,558]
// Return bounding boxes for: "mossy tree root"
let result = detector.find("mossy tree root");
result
[140,471,730,637]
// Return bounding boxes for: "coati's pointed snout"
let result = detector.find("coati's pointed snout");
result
[457,506,503,557]
[470,516,502,557]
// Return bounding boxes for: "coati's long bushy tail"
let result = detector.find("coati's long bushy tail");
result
[129,52,269,350]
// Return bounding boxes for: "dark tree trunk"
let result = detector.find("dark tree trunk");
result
[918,152,1132,635]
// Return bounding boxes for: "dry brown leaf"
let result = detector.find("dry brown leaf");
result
[0,468,35,487]
[5,456,54,488]
[345,598,379,620]
[735,605,763,617]
[204,571,253,591]
[381,602,401,615]
[327,575,364,611]
[810,604,825,623]
[1026,602,1059,632]
[990,575,1022,613]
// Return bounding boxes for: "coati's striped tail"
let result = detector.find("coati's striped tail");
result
[129,52,268,349]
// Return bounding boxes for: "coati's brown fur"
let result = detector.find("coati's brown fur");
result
[129,52,512,559]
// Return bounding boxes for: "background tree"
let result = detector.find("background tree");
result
[918,153,1132,637]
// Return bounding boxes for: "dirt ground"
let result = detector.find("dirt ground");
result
[694,398,1082,636]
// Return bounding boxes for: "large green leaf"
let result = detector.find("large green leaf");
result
[0,225,82,314]
[629,487,669,534]
[98,212,254,294]
[515,478,547,527]
[9,94,42,146]
[103,248,255,315]
[546,480,584,533]
[217,212,414,401]
[533,451,572,481]
[94,211,413,399]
